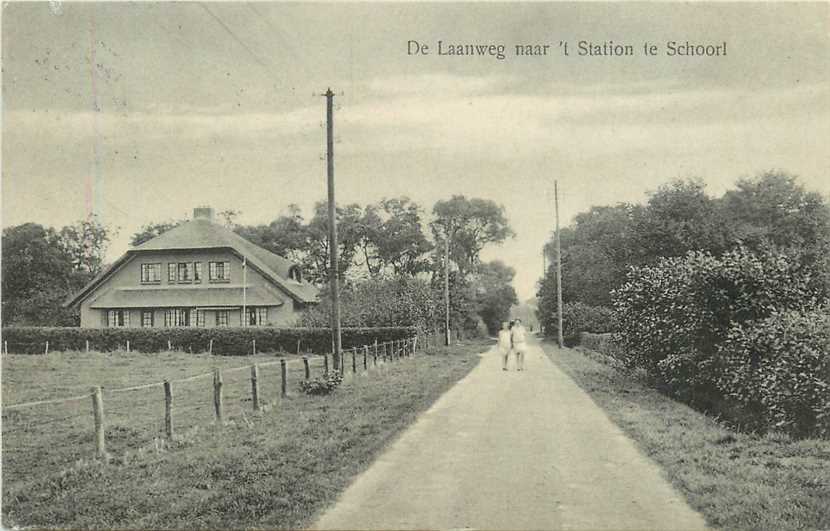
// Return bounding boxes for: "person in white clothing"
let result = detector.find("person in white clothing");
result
[497,321,512,371]
[511,318,528,371]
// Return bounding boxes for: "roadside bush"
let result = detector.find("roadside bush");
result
[546,302,616,346]
[579,332,624,361]
[612,246,827,436]
[299,370,344,395]
[1,326,416,356]
[718,310,830,438]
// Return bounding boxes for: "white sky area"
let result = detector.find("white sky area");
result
[3,2,829,300]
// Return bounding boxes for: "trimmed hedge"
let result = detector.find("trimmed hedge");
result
[1,326,417,356]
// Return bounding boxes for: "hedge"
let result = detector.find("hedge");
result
[578,332,624,361]
[0,326,417,356]
[545,302,616,346]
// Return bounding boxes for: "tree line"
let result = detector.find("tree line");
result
[2,195,518,334]
[537,170,830,333]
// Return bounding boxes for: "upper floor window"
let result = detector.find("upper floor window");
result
[194,262,202,282]
[168,263,177,283]
[140,263,161,284]
[209,261,231,281]
[107,309,130,328]
[289,266,302,282]
[177,262,194,282]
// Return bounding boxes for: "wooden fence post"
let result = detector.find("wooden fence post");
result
[251,364,260,412]
[213,368,224,424]
[3,340,7,355]
[296,339,302,355]
[280,359,287,398]
[126,340,130,353]
[323,353,329,375]
[252,339,256,356]
[303,357,310,379]
[164,380,174,440]
[363,346,368,371]
[373,343,378,367]
[91,386,106,458]
[44,341,49,355]
[208,339,213,355]
[85,339,90,353]
[352,348,357,373]
[167,340,172,351]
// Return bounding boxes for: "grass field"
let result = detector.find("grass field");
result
[541,340,830,531]
[2,340,486,528]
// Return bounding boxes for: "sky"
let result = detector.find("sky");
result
[3,2,829,300]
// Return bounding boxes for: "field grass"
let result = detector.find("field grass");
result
[540,340,830,531]
[2,340,486,528]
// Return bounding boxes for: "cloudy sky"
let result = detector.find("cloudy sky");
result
[3,2,828,299]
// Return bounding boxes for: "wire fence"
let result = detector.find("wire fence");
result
[1,335,443,481]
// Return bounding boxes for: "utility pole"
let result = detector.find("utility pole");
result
[555,181,564,348]
[444,224,451,346]
[324,88,342,370]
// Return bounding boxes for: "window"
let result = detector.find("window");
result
[194,309,205,327]
[141,310,154,327]
[246,307,268,326]
[194,262,202,282]
[164,308,190,327]
[177,262,194,282]
[140,263,161,283]
[215,310,229,327]
[107,309,130,328]
[168,263,177,282]
[209,261,230,281]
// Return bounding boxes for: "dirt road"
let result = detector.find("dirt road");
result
[312,337,708,530]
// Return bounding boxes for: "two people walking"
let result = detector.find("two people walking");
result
[498,318,528,371]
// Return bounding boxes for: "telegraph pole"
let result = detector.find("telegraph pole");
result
[444,224,451,346]
[554,181,564,348]
[324,88,342,370]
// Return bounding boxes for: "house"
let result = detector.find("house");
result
[64,207,319,328]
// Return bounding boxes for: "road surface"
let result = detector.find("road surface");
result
[312,336,708,530]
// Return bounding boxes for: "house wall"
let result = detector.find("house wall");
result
[79,250,301,328]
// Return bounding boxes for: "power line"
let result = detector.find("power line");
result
[198,3,270,68]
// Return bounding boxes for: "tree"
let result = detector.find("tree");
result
[304,201,364,283]
[58,215,115,275]
[356,197,434,277]
[633,178,730,263]
[131,219,185,246]
[473,260,518,335]
[234,204,310,265]
[431,195,514,278]
[1,223,84,325]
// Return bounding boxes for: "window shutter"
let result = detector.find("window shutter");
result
[224,261,230,280]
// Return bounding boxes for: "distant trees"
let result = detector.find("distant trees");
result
[2,218,116,326]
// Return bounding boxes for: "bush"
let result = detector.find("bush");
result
[718,310,830,438]
[544,302,616,346]
[579,332,624,361]
[612,246,828,436]
[1,326,417,356]
[299,370,344,395]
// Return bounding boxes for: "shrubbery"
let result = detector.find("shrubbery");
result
[1,326,416,356]
[299,370,344,395]
[542,302,616,346]
[718,310,830,438]
[613,247,829,437]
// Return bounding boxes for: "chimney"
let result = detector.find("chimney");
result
[193,206,215,222]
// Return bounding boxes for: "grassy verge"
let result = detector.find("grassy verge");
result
[2,340,486,528]
[540,340,830,531]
